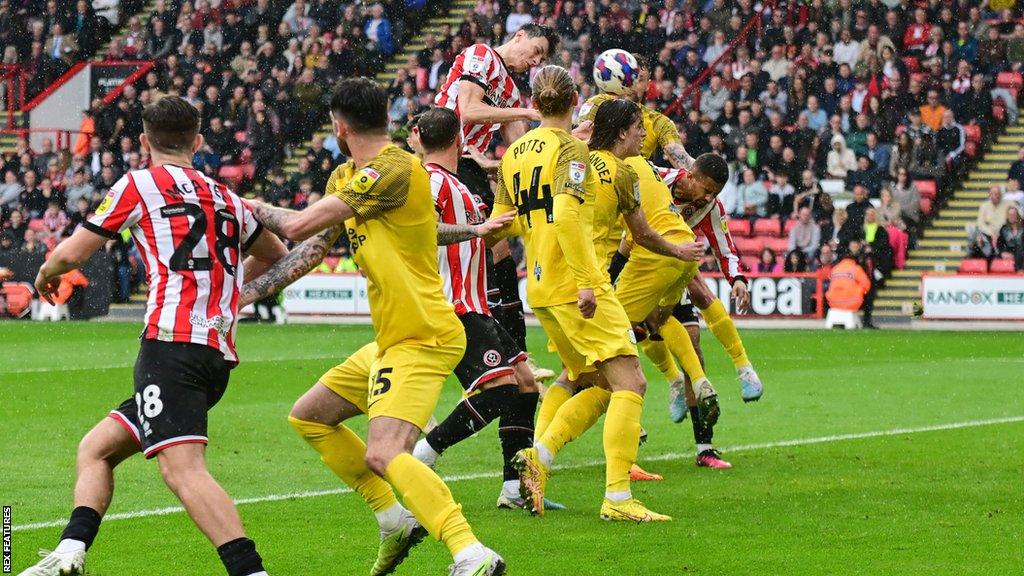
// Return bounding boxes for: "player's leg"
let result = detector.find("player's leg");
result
[674,318,732,469]
[638,305,688,423]
[136,341,267,576]
[366,336,503,574]
[688,276,763,402]
[413,313,518,469]
[288,344,422,576]
[496,359,547,509]
[596,354,670,522]
[19,416,139,576]
[534,366,575,440]
[489,239,553,383]
[659,316,720,426]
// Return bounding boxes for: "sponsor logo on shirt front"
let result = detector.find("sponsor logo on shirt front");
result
[190,313,227,333]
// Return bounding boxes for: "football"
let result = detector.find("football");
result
[592,49,639,96]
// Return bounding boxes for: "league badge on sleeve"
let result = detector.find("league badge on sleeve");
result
[95,189,116,215]
[570,160,586,184]
[353,167,380,193]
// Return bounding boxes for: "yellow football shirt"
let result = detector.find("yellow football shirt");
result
[492,127,607,308]
[327,144,462,350]
[623,156,696,249]
[577,94,681,159]
[589,149,640,275]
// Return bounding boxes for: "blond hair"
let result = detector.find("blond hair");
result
[530,65,576,117]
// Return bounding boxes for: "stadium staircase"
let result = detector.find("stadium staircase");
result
[873,116,1024,321]
[281,0,472,175]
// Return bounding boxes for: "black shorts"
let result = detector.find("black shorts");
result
[456,156,494,209]
[109,339,231,459]
[454,312,526,391]
[673,301,700,326]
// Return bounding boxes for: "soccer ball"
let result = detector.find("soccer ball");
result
[592,49,639,96]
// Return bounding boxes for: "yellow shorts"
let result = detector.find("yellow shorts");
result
[534,292,637,381]
[318,331,466,430]
[615,251,699,323]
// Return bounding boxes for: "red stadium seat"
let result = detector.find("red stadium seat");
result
[766,237,789,254]
[753,217,781,237]
[919,197,933,217]
[989,259,1017,274]
[958,259,988,274]
[783,218,798,236]
[993,101,1007,124]
[2,282,34,318]
[734,237,762,256]
[996,71,1022,92]
[963,124,981,144]
[915,179,937,200]
[965,140,978,159]
[727,218,750,238]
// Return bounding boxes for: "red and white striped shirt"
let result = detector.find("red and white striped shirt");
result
[435,43,522,155]
[85,165,262,363]
[658,165,745,284]
[427,162,489,316]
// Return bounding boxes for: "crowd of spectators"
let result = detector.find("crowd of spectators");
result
[3,0,1024,307]
[968,167,1024,270]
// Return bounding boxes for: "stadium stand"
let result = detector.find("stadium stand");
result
[1,0,1023,319]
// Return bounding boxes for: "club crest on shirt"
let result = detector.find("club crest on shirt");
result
[578,102,593,118]
[569,160,586,184]
[95,189,116,215]
[466,55,486,75]
[352,168,380,193]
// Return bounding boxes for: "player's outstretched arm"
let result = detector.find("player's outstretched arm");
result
[663,142,696,170]
[437,210,516,245]
[623,209,703,261]
[241,227,289,281]
[459,81,541,126]
[34,228,107,304]
[248,196,353,242]
[239,224,344,307]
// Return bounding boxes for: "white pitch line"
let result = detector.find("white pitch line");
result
[11,415,1024,533]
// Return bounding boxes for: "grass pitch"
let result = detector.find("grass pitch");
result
[1,322,1022,575]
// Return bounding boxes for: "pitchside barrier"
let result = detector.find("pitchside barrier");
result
[921,273,1024,320]
[275,272,826,320]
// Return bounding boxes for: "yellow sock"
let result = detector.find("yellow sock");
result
[641,339,682,381]
[384,453,477,557]
[603,390,643,495]
[288,416,397,512]
[535,381,573,440]
[538,386,611,458]
[701,299,750,368]
[661,317,707,382]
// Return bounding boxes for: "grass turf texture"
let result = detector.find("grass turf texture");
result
[1,322,1022,575]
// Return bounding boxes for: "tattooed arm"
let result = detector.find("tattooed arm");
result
[239,224,344,307]
[664,142,696,170]
[436,210,516,246]
[248,197,353,242]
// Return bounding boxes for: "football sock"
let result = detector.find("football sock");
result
[59,506,101,550]
[384,453,477,557]
[689,405,714,452]
[604,391,644,497]
[537,386,611,462]
[640,339,682,382]
[499,390,539,481]
[534,380,573,440]
[426,384,516,454]
[216,537,265,576]
[702,299,750,369]
[288,416,397,513]
[661,317,707,382]
[374,502,406,533]
[494,257,527,351]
